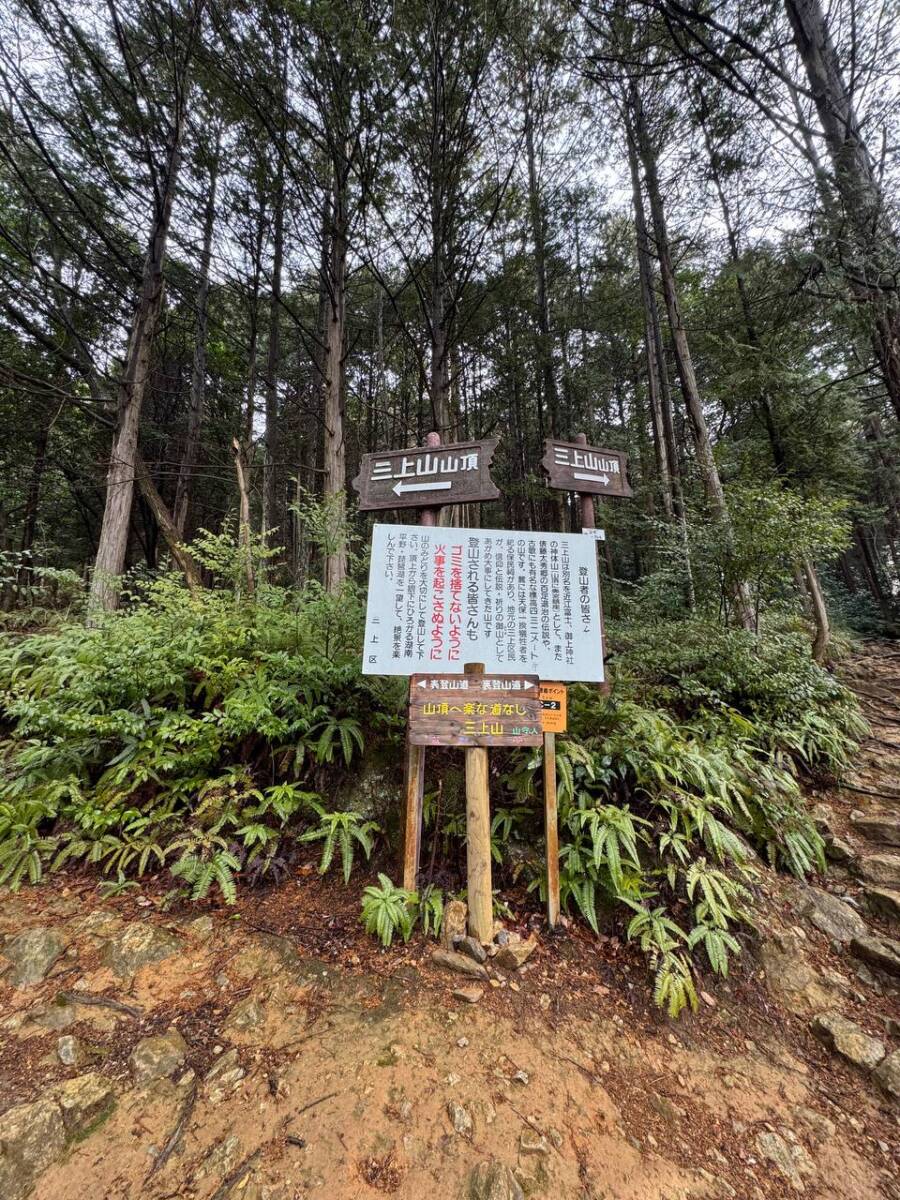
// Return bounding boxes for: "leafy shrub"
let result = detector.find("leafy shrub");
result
[0,530,403,899]
[360,875,445,947]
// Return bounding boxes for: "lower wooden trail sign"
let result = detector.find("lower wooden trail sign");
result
[408,673,541,747]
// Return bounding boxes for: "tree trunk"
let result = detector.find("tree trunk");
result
[632,87,751,628]
[134,452,201,593]
[801,553,830,662]
[232,437,254,595]
[174,145,219,539]
[323,180,348,593]
[785,0,900,420]
[524,84,559,434]
[263,156,285,550]
[87,112,186,617]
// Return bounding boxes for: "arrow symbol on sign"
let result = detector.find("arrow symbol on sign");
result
[573,471,610,485]
[392,479,453,496]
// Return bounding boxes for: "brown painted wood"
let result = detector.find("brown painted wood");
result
[543,731,560,927]
[408,673,542,747]
[352,438,500,511]
[542,437,633,498]
[464,663,493,942]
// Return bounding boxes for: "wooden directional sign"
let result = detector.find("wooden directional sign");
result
[353,438,500,512]
[539,682,567,734]
[408,673,542,747]
[542,439,632,498]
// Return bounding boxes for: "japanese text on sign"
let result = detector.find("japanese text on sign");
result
[408,674,542,747]
[362,525,604,682]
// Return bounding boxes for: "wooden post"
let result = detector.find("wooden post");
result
[574,432,611,696]
[401,432,442,891]
[543,730,560,927]
[464,661,493,942]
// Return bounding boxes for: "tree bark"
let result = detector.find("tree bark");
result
[323,180,348,593]
[263,154,285,549]
[174,143,219,539]
[524,82,559,434]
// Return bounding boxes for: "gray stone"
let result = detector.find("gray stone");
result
[850,933,900,977]
[798,888,867,944]
[1,927,66,988]
[495,937,537,971]
[518,1131,550,1155]
[866,887,900,923]
[793,1105,836,1145]
[758,930,845,1013]
[432,949,488,980]
[810,804,837,835]
[447,1100,473,1135]
[859,854,900,888]
[454,936,487,964]
[224,996,266,1033]
[187,915,215,940]
[196,1134,243,1180]
[650,1093,685,1124]
[850,809,900,846]
[824,834,855,864]
[54,1073,115,1137]
[755,1131,812,1192]
[441,900,468,950]
[453,986,484,1004]
[102,922,183,977]
[811,1011,886,1071]
[696,1169,737,1199]
[204,1049,246,1102]
[873,1050,900,1100]
[57,1035,87,1068]
[0,1098,66,1200]
[130,1028,188,1085]
[468,1160,525,1200]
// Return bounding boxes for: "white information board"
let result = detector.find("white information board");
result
[362,524,604,682]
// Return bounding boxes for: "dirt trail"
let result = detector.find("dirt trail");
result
[1,646,899,1200]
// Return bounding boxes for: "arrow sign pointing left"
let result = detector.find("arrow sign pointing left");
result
[392,479,453,496]
[573,471,609,485]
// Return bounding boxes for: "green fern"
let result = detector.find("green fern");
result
[298,802,379,883]
[361,874,416,947]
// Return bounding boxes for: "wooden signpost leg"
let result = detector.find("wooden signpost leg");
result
[542,731,560,927]
[402,736,424,892]
[464,662,493,942]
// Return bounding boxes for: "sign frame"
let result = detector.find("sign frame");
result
[352,438,500,512]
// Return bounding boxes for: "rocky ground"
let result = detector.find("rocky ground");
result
[1,646,899,1200]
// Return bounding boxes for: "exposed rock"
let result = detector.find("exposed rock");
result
[447,1100,473,1135]
[204,1048,246,1102]
[0,1097,66,1200]
[758,930,845,1013]
[695,1169,736,1199]
[495,937,537,971]
[130,1028,188,1086]
[650,1093,685,1124]
[468,1160,525,1200]
[755,1131,813,1191]
[850,932,900,977]
[873,1050,900,1100]
[811,1011,885,1071]
[441,900,468,950]
[196,1134,243,1180]
[798,888,867,944]
[850,809,900,846]
[57,1035,88,1068]
[454,936,488,964]
[793,1105,836,1145]
[858,854,900,888]
[453,987,484,1004]
[101,922,183,977]
[1,927,66,988]
[518,1131,550,1156]
[30,1002,76,1032]
[810,804,836,835]
[55,1073,115,1136]
[432,949,488,980]
[224,996,266,1034]
[824,834,855,864]
[866,887,900,923]
[187,915,215,940]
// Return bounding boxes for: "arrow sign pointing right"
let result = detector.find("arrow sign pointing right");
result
[392,479,453,496]
[573,471,610,485]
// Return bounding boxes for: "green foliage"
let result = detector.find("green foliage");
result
[361,874,417,947]
[298,801,379,883]
[0,532,400,901]
[510,618,865,1016]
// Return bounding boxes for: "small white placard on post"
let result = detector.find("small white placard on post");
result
[581,528,606,541]
[362,524,604,682]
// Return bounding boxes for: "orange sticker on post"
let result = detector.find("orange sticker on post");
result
[540,683,567,733]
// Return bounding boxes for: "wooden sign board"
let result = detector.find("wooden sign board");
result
[408,673,542,747]
[540,682,567,733]
[542,439,632,498]
[353,438,500,511]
